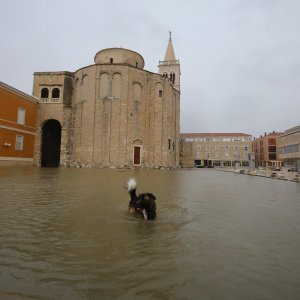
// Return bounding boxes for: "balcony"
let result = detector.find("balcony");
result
[159,60,180,66]
[40,98,61,103]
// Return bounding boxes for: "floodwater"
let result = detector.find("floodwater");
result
[0,168,299,300]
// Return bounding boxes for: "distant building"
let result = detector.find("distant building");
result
[0,81,38,166]
[179,133,252,168]
[252,131,283,169]
[278,125,300,172]
[32,37,180,168]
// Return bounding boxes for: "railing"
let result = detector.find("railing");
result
[40,98,61,103]
[159,60,180,66]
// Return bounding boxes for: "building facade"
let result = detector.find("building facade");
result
[0,81,38,166]
[179,133,252,168]
[252,131,283,168]
[278,125,300,172]
[32,39,180,168]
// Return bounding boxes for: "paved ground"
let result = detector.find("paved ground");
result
[216,167,299,183]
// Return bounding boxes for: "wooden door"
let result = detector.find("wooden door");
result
[133,146,141,165]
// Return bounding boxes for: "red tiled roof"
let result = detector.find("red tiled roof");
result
[180,133,252,138]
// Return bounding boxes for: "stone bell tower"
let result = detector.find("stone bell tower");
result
[159,32,181,92]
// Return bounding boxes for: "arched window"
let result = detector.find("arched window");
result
[170,73,175,83]
[168,138,171,150]
[41,88,49,98]
[163,72,167,78]
[133,82,142,101]
[159,90,163,97]
[52,88,60,98]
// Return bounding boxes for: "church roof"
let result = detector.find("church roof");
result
[164,34,176,61]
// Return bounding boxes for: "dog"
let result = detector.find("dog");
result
[126,178,157,220]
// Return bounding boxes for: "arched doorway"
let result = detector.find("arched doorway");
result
[41,119,62,167]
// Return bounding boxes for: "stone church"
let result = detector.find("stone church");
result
[32,36,180,168]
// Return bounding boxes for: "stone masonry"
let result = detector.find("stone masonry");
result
[32,42,181,168]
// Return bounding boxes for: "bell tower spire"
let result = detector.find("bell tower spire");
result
[159,32,181,92]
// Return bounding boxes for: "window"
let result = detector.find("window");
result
[41,88,49,98]
[206,145,210,158]
[269,146,276,153]
[168,138,171,150]
[15,135,23,150]
[225,145,229,159]
[278,147,284,154]
[244,145,249,159]
[159,90,163,97]
[234,145,239,156]
[284,144,300,154]
[196,145,201,158]
[215,145,220,159]
[52,88,60,98]
[17,108,25,125]
[170,72,175,83]
[110,58,113,64]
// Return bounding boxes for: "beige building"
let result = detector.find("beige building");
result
[32,38,180,168]
[278,125,300,172]
[179,133,252,168]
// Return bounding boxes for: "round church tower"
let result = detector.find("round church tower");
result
[94,48,145,69]
[33,40,180,168]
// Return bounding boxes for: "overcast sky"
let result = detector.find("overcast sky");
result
[1,0,299,137]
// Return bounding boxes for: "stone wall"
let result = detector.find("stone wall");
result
[32,49,180,168]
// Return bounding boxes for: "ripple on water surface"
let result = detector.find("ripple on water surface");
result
[0,167,300,299]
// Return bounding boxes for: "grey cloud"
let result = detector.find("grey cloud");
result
[0,0,299,137]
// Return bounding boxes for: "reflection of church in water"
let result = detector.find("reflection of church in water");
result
[33,36,180,168]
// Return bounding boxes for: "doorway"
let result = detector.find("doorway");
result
[41,119,61,167]
[133,146,141,166]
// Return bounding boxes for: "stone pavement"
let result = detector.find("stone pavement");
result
[216,167,299,183]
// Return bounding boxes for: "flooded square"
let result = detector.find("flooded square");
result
[0,167,299,299]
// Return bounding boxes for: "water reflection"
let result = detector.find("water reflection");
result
[0,167,299,299]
